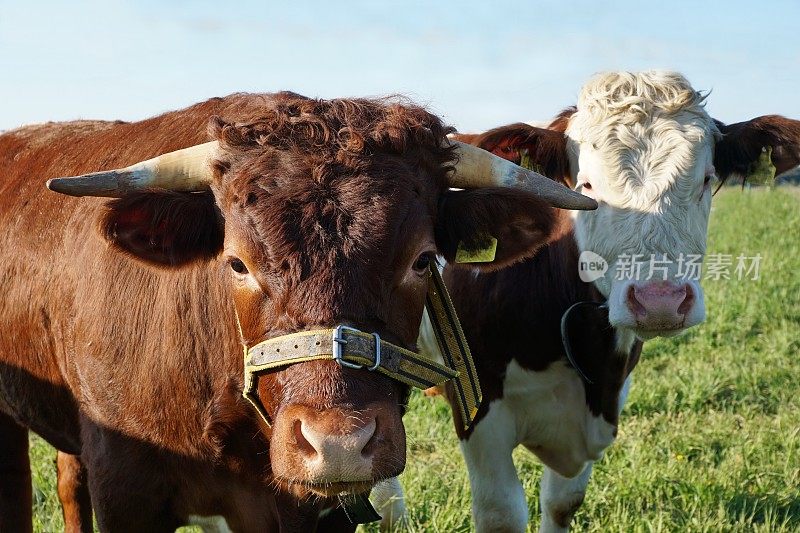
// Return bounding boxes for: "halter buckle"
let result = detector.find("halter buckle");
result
[332,325,381,371]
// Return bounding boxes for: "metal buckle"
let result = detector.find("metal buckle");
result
[332,325,381,371]
[368,332,381,371]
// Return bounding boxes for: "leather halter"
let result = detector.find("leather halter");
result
[242,325,457,425]
[241,264,481,430]
[238,264,482,525]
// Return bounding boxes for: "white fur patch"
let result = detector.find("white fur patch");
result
[461,398,528,532]
[501,360,616,476]
[461,360,623,532]
[565,71,716,338]
[538,373,632,533]
[370,477,407,531]
[538,464,593,533]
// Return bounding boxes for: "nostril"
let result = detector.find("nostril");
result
[294,420,317,458]
[359,418,379,458]
[627,285,646,317]
[677,284,694,315]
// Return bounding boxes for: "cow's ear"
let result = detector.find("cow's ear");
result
[99,190,223,267]
[455,122,573,187]
[436,187,557,271]
[714,115,800,180]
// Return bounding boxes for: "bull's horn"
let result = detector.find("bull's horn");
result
[46,141,219,198]
[448,140,597,210]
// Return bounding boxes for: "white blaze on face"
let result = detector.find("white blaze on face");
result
[566,71,719,339]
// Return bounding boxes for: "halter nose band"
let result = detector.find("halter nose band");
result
[242,325,458,428]
[238,264,482,527]
[241,265,482,431]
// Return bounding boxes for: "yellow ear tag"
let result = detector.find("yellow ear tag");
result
[455,237,498,263]
[746,146,776,186]
[519,148,543,174]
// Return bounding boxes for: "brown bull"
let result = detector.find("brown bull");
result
[0,91,593,532]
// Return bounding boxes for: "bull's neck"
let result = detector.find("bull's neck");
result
[533,209,600,312]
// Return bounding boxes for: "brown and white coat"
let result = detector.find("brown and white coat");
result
[417,71,800,532]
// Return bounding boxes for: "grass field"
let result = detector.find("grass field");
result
[29,187,800,532]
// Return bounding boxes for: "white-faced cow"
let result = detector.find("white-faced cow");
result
[0,92,595,532]
[414,71,800,532]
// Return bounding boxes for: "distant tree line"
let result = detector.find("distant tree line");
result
[777,167,800,185]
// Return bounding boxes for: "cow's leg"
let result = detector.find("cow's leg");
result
[87,469,178,533]
[538,463,592,533]
[88,471,178,533]
[0,413,32,533]
[82,426,179,533]
[57,451,93,533]
[539,374,632,533]
[462,402,526,533]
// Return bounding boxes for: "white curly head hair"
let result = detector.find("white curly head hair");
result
[564,71,718,339]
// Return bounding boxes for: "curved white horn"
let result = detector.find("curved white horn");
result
[46,141,219,198]
[448,140,597,210]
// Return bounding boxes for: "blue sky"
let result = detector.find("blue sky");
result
[1,0,799,132]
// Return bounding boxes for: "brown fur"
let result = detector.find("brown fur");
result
[714,115,800,180]
[454,122,573,187]
[57,451,93,533]
[548,106,578,134]
[0,92,559,531]
[100,190,223,266]
[443,225,642,441]
[436,187,556,270]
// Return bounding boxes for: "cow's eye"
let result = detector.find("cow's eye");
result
[229,258,248,275]
[413,253,432,273]
[703,174,716,196]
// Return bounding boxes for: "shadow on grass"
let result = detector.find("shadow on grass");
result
[725,491,800,528]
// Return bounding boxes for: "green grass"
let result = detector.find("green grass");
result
[29,188,800,532]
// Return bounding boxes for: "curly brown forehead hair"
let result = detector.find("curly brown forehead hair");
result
[209,91,457,190]
[204,93,460,328]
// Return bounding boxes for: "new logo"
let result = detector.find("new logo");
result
[578,251,608,282]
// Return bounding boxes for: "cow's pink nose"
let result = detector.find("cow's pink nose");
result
[293,414,377,480]
[626,281,694,329]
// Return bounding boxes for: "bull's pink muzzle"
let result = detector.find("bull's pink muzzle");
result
[626,281,696,331]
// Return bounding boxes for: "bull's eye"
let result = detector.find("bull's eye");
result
[229,258,248,275]
[413,253,432,273]
[703,174,716,198]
